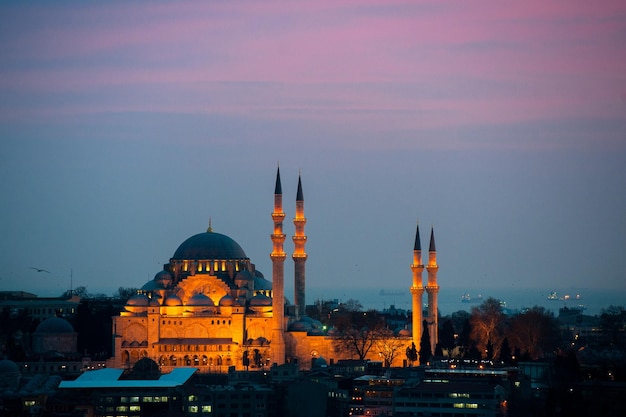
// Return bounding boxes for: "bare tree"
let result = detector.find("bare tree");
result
[115,287,139,300]
[469,297,505,359]
[342,299,363,312]
[374,328,406,368]
[333,310,385,360]
[506,306,560,359]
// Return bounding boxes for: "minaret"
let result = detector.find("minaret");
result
[270,167,286,365]
[292,174,307,318]
[425,226,440,355]
[410,222,425,362]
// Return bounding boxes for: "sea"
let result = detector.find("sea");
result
[305,286,626,317]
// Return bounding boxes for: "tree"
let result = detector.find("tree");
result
[242,350,250,370]
[419,320,432,364]
[406,342,418,366]
[600,305,626,348]
[333,310,385,360]
[499,337,512,364]
[439,319,456,357]
[342,299,363,312]
[115,287,139,300]
[458,318,472,352]
[469,298,505,359]
[506,306,560,359]
[374,328,405,368]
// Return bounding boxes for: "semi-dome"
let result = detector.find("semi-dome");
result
[234,270,254,282]
[254,276,272,291]
[188,293,214,306]
[140,280,159,291]
[35,317,74,334]
[154,270,173,287]
[172,231,248,260]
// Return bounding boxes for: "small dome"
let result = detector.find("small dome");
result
[312,356,328,368]
[35,317,74,333]
[154,270,173,287]
[188,293,214,306]
[308,327,326,336]
[289,320,312,332]
[0,359,20,391]
[398,328,411,336]
[127,293,150,306]
[249,293,272,306]
[164,294,182,306]
[219,294,234,306]
[0,359,19,374]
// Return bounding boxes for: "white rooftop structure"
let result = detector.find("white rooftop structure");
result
[58,367,197,389]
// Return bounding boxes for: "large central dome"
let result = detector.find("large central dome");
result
[172,231,248,260]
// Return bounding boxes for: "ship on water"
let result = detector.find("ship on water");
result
[547,291,583,301]
[461,293,483,303]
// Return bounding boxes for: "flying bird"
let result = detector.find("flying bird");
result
[29,267,50,273]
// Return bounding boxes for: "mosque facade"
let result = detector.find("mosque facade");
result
[109,168,439,371]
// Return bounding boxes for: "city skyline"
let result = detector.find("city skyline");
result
[1,1,625,297]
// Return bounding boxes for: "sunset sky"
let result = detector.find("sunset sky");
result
[1,1,625,299]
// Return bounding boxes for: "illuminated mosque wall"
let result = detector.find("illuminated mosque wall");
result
[109,169,438,371]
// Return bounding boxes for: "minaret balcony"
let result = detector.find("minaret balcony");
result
[292,236,307,242]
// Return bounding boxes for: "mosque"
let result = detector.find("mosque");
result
[109,168,439,371]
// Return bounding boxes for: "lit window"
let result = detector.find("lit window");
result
[202,405,212,412]
[188,405,199,413]
[130,405,141,411]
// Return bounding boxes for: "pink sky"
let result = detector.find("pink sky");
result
[1,1,624,147]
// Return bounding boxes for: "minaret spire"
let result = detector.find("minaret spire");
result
[425,225,440,355]
[410,221,425,363]
[293,173,307,318]
[270,166,286,365]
